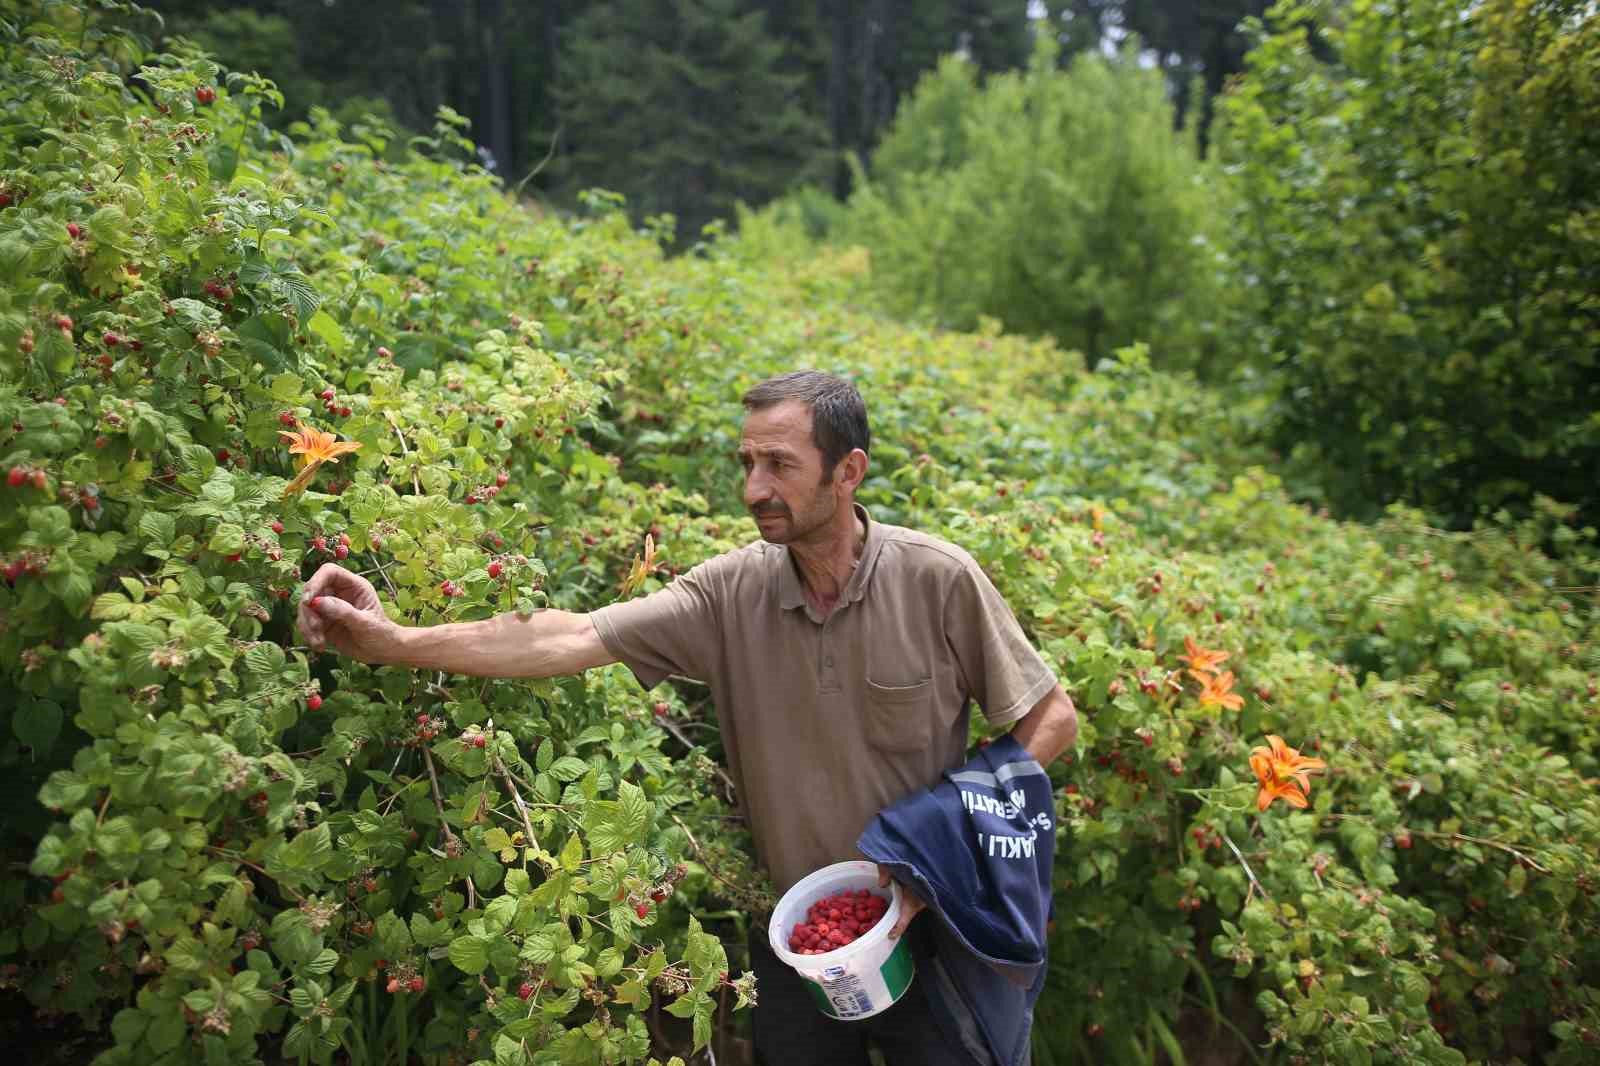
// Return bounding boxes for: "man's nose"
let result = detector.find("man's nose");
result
[743,467,772,508]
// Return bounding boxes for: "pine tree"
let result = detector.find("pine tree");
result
[553,0,831,242]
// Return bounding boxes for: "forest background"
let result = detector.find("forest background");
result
[1,1,1597,1065]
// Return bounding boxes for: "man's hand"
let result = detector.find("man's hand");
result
[297,563,405,663]
[877,865,926,940]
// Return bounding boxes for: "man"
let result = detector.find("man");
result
[297,370,1078,1066]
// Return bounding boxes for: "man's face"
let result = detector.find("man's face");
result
[738,401,841,545]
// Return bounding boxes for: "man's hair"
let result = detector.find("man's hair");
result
[741,370,870,477]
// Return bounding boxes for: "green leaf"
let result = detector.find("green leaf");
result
[307,310,347,356]
[548,755,588,783]
[616,780,651,844]
[559,832,584,872]
[207,522,246,555]
[270,373,305,402]
[146,1008,185,1053]
[448,935,489,975]
[13,699,62,754]
[483,894,518,935]
[305,948,339,975]
[111,1007,147,1046]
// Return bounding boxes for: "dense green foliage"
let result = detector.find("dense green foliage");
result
[148,0,1037,215]
[1213,0,1600,527]
[839,39,1225,371]
[3,3,1600,1066]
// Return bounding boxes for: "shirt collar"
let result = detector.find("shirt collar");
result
[776,503,884,612]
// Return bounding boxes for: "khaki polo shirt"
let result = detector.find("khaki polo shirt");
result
[589,504,1057,895]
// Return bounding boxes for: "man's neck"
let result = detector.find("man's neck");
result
[789,506,866,615]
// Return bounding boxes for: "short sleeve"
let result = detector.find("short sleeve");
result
[943,561,1057,728]
[589,558,723,691]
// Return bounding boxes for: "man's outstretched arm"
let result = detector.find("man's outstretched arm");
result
[296,563,616,679]
[1009,684,1078,767]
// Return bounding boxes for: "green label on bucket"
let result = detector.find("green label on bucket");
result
[880,935,914,1000]
[802,935,916,1020]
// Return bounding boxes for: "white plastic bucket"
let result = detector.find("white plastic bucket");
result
[768,860,916,1020]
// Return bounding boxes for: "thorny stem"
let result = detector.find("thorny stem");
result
[493,752,543,869]
[653,714,738,803]
[204,846,306,902]
[385,410,423,496]
[668,812,759,903]
[1321,812,1551,874]
[1221,832,1271,903]
[424,747,477,909]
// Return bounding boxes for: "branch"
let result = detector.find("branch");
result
[492,752,542,863]
[668,812,757,904]
[204,846,305,902]
[384,410,422,495]
[653,713,738,805]
[423,747,476,909]
[1221,832,1271,902]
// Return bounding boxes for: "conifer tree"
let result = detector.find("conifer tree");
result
[554,0,831,242]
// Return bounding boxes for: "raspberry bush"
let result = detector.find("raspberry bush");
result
[2,3,1598,1065]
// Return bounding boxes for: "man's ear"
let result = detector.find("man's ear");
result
[840,448,868,492]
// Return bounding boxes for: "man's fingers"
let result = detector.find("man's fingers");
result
[310,594,363,629]
[297,594,324,649]
[885,885,924,940]
[296,565,341,646]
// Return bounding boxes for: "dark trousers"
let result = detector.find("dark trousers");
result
[747,918,985,1066]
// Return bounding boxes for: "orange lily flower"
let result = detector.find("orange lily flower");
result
[1181,635,1230,676]
[279,427,362,497]
[1196,670,1245,712]
[1249,735,1327,811]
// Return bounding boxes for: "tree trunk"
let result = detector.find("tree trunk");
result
[476,0,513,173]
[824,0,852,195]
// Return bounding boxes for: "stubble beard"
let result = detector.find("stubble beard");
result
[751,478,837,546]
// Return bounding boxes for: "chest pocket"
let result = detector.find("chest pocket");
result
[863,674,938,753]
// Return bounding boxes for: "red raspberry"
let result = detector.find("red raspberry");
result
[339,406,351,417]
[408,977,424,993]
[487,561,502,579]
[6,467,24,488]
[271,520,284,534]
[306,694,322,711]
[376,346,392,359]
[334,544,349,559]
[312,535,327,552]
[386,977,400,994]
[320,388,335,401]
[66,222,82,239]
[518,982,534,1000]
[635,903,649,920]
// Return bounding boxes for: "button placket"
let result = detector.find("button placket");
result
[819,617,841,693]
